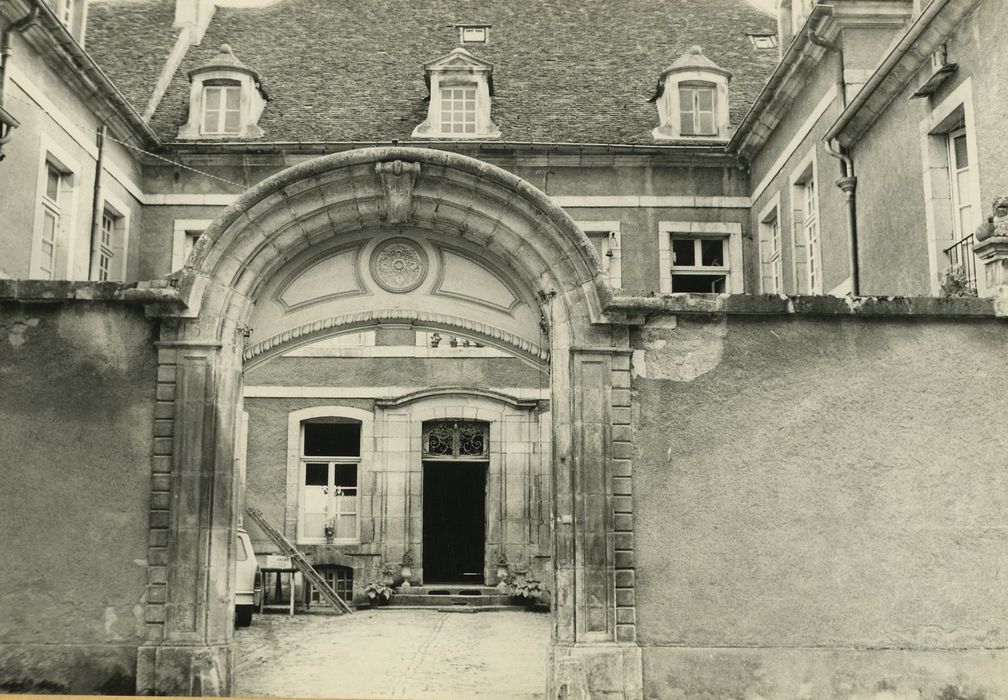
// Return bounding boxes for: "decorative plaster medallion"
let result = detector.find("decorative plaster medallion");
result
[370,238,428,293]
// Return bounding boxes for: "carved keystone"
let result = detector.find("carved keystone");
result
[376,161,421,224]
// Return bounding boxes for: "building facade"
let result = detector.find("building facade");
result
[1,0,1006,698]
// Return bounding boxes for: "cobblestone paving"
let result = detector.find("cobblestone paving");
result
[234,608,551,699]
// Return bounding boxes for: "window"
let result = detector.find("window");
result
[97,210,116,281]
[749,34,778,50]
[202,83,241,135]
[758,200,783,294]
[301,420,361,543]
[579,221,622,288]
[801,177,821,294]
[39,163,62,280]
[947,128,973,241]
[458,25,489,43]
[59,0,74,26]
[422,420,489,460]
[307,566,353,608]
[669,236,730,293]
[679,83,717,137]
[440,85,477,135]
[171,219,213,271]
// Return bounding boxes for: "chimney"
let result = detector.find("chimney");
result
[777,0,795,52]
[174,0,215,45]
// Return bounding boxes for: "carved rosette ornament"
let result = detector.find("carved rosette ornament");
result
[370,238,428,293]
[375,160,420,223]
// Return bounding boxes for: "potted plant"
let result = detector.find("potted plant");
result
[324,517,336,543]
[511,578,544,607]
[363,581,394,607]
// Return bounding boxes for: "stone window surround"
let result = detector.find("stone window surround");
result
[757,192,783,294]
[171,219,213,272]
[657,221,744,293]
[653,69,731,142]
[788,146,820,295]
[285,406,375,546]
[94,192,130,282]
[412,49,500,139]
[575,220,623,289]
[31,136,80,280]
[177,69,266,140]
[919,77,985,296]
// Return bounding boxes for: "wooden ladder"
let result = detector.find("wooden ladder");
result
[245,507,353,614]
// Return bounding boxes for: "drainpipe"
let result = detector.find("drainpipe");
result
[88,124,107,280]
[0,7,39,158]
[808,21,862,296]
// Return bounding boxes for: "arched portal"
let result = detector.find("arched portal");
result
[138,148,641,698]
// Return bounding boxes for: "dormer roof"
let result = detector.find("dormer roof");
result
[423,47,495,96]
[188,43,260,82]
[660,46,732,79]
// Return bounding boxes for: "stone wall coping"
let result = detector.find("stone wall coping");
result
[607,293,1005,319]
[1,281,1002,320]
[0,279,184,309]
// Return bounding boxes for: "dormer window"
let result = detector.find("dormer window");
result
[651,46,732,141]
[413,48,500,140]
[202,81,241,135]
[178,44,268,140]
[457,24,489,44]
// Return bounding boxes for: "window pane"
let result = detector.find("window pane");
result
[697,89,714,111]
[42,210,57,242]
[700,239,724,267]
[224,86,241,110]
[698,112,715,135]
[953,133,969,168]
[205,87,221,110]
[305,463,328,486]
[679,89,693,111]
[45,167,60,202]
[671,238,695,266]
[333,464,357,488]
[671,273,727,293]
[224,108,240,133]
[304,422,361,457]
[204,109,220,132]
[336,514,356,540]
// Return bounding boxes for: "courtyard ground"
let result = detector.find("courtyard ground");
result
[234,608,552,699]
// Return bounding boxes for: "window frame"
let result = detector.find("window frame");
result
[300,420,362,545]
[946,126,973,241]
[201,81,242,136]
[678,82,718,137]
[788,148,822,295]
[658,221,743,294]
[287,407,373,546]
[93,195,129,282]
[576,220,623,289]
[171,219,213,272]
[438,82,479,135]
[758,194,783,294]
[32,140,79,280]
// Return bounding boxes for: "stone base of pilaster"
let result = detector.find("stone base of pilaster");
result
[548,642,643,700]
[136,642,233,696]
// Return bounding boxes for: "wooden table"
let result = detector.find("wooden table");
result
[259,567,297,616]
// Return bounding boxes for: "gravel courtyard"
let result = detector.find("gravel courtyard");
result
[234,608,551,699]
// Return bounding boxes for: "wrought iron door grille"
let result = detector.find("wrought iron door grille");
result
[422,420,489,460]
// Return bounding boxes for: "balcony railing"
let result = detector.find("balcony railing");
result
[942,233,977,294]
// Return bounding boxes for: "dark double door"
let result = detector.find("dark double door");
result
[422,462,486,584]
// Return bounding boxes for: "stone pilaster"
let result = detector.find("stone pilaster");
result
[549,347,642,700]
[973,236,1008,314]
[136,335,243,696]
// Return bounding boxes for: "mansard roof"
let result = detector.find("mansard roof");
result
[85,0,778,145]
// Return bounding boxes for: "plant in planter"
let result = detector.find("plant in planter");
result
[363,581,394,606]
[511,578,544,606]
[324,518,336,543]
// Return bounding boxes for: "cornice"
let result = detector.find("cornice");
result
[2,0,158,148]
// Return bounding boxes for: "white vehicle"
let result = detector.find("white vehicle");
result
[234,527,260,627]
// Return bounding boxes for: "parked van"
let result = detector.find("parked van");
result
[235,527,260,627]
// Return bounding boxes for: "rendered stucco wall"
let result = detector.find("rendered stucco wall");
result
[631,312,1007,699]
[0,297,157,694]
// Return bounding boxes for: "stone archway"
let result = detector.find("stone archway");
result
[137,147,641,698]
